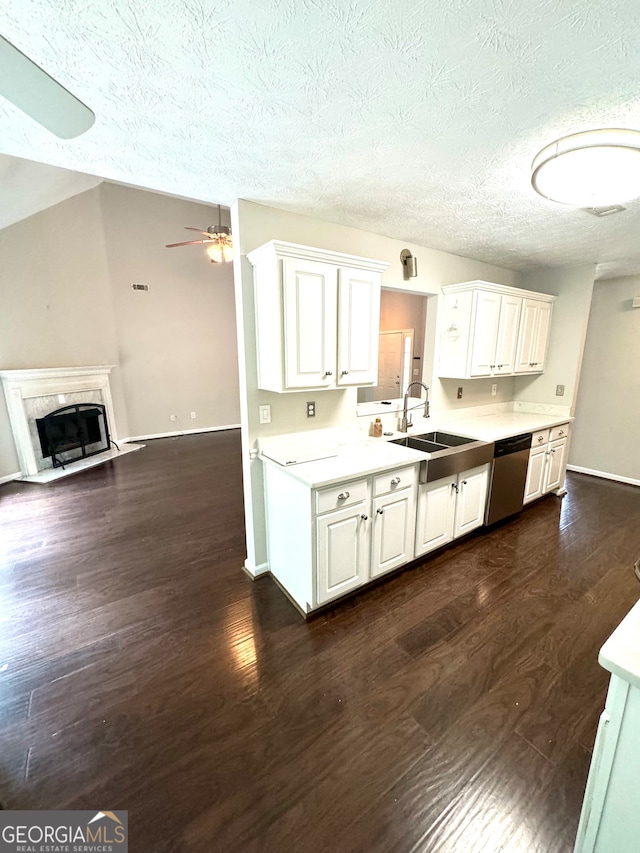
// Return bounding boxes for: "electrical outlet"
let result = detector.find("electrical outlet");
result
[259,404,271,424]
[457,387,463,399]
[491,383,497,396]
[170,414,177,422]
[556,384,565,396]
[190,411,196,419]
[307,401,316,418]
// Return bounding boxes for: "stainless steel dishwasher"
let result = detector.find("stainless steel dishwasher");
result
[485,433,532,525]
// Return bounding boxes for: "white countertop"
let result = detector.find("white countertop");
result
[259,407,573,490]
[599,597,640,690]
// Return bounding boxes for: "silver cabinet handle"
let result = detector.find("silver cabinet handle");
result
[341,370,349,375]
[538,435,544,442]
[360,514,368,521]
[452,483,459,494]
[337,491,350,500]
[490,364,495,369]
[390,476,401,486]
[377,507,384,514]
[325,370,333,376]
[558,430,564,436]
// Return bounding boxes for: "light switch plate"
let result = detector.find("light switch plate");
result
[259,404,271,424]
[556,384,565,396]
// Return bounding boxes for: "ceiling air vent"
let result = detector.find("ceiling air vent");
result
[582,204,626,217]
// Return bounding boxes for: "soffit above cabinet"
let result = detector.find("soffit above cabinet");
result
[442,280,556,303]
[246,240,389,273]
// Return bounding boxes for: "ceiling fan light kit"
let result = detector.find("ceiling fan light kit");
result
[165,205,233,263]
[531,128,640,207]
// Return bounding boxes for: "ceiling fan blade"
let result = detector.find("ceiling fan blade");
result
[165,239,209,248]
[183,227,214,237]
[0,35,95,139]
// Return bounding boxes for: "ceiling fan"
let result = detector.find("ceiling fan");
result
[165,205,233,263]
[0,35,95,138]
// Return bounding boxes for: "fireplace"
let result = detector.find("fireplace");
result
[36,403,113,468]
[0,366,143,483]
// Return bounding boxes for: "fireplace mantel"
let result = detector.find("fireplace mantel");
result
[0,365,118,477]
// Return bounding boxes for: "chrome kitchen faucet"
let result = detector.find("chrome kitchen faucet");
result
[399,381,430,433]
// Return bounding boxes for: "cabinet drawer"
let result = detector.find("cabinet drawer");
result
[373,466,415,497]
[316,479,368,514]
[532,429,549,447]
[549,423,570,441]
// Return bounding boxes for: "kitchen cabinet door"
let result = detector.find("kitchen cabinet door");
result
[453,464,490,538]
[415,477,456,557]
[282,257,338,389]
[469,290,502,376]
[515,298,552,374]
[524,446,546,504]
[370,488,415,578]
[316,500,369,604]
[543,438,567,493]
[337,267,381,386]
[493,294,522,374]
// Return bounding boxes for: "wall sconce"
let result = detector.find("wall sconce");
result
[400,249,418,279]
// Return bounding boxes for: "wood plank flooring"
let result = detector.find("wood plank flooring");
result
[1,431,639,852]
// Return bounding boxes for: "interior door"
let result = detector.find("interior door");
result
[376,331,404,399]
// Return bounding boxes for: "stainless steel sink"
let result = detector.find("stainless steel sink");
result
[391,431,494,483]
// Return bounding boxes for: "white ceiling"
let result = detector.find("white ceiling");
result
[2,0,640,279]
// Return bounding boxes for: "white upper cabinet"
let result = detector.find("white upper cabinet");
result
[248,241,388,393]
[514,298,552,373]
[438,281,555,380]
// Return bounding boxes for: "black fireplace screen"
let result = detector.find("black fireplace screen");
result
[36,403,112,468]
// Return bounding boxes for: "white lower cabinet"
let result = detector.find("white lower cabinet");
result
[371,488,415,579]
[264,461,417,613]
[524,424,570,504]
[415,464,490,558]
[316,500,369,604]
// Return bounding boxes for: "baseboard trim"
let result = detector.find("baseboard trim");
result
[0,471,22,485]
[567,465,640,488]
[243,559,270,579]
[125,424,241,442]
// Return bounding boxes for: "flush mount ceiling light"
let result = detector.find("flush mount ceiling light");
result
[531,128,640,207]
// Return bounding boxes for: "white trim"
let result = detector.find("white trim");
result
[243,558,270,578]
[246,240,389,273]
[0,471,22,485]
[567,465,640,488]
[0,365,115,382]
[126,424,240,442]
[442,280,556,302]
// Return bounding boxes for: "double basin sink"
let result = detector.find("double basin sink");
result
[391,431,494,483]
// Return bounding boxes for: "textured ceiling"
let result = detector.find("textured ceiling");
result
[2,0,640,279]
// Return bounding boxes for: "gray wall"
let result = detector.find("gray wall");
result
[0,184,240,479]
[569,275,640,483]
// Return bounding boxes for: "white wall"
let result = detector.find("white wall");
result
[232,199,521,573]
[100,184,239,439]
[514,265,595,415]
[0,188,122,478]
[569,276,640,484]
[0,184,240,480]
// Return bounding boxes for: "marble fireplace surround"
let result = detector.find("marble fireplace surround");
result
[0,365,126,480]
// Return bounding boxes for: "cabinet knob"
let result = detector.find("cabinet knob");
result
[360,514,368,521]
[341,370,349,375]
[377,507,384,515]
[550,448,556,454]
[497,364,503,369]
[538,435,544,442]
[452,483,459,494]
[490,364,496,369]
[558,430,564,436]
[390,476,401,486]
[325,371,333,376]
[337,491,350,500]
[462,480,467,485]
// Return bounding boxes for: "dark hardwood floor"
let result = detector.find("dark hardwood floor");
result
[1,431,639,852]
